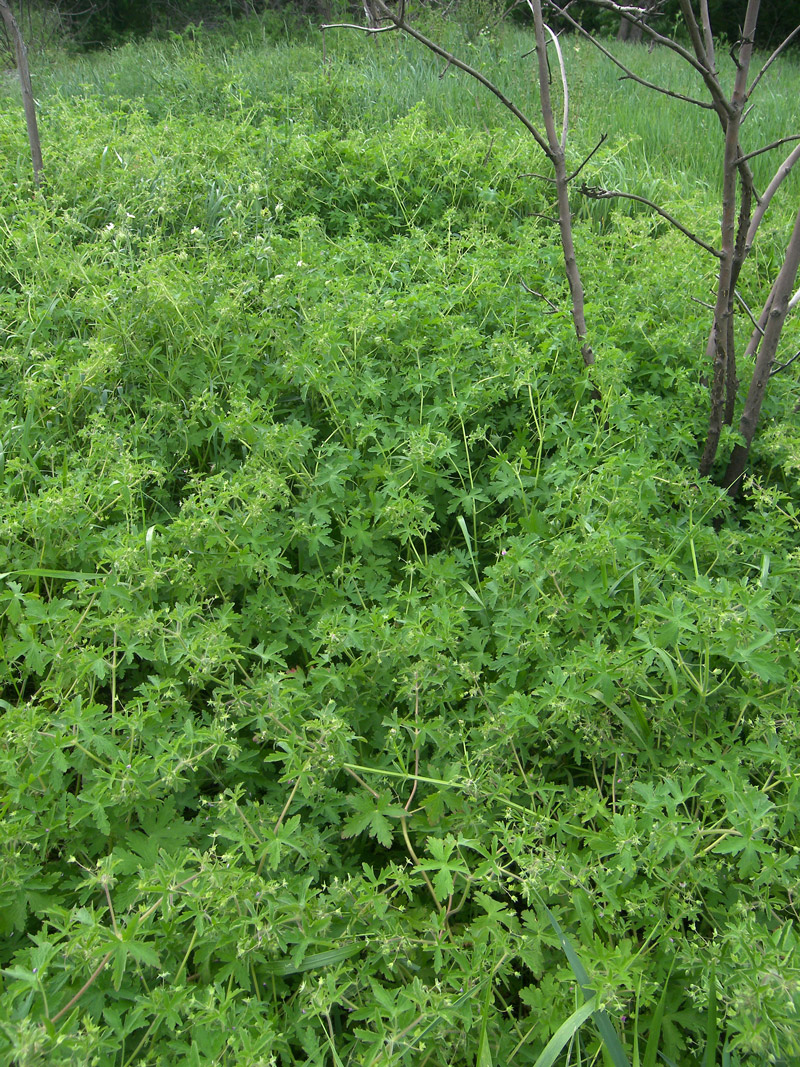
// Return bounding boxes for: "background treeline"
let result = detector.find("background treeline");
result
[559,0,797,47]
[2,0,798,50]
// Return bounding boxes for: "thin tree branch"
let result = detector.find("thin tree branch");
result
[371,0,553,157]
[616,72,713,109]
[734,291,764,336]
[542,21,569,149]
[517,170,557,183]
[0,0,43,187]
[691,296,715,311]
[546,3,713,109]
[579,183,722,257]
[744,142,800,258]
[530,0,594,366]
[676,0,735,119]
[747,23,800,99]
[724,203,800,494]
[321,20,396,33]
[698,0,716,72]
[520,278,561,311]
[743,280,776,361]
[566,132,607,183]
[769,349,800,378]
[677,0,713,71]
[548,0,719,86]
[738,135,800,164]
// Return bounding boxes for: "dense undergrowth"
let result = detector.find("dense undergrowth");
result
[1,13,800,1067]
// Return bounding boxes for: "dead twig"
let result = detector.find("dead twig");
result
[770,350,800,378]
[738,135,800,165]
[579,183,723,258]
[565,132,607,183]
[520,279,561,312]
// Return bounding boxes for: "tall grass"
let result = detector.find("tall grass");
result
[11,10,799,207]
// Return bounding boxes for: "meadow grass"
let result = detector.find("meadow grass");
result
[20,11,800,203]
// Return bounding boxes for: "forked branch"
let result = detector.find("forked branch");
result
[548,3,713,109]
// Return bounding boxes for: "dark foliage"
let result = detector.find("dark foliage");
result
[550,0,798,49]
[6,0,797,50]
[52,0,269,47]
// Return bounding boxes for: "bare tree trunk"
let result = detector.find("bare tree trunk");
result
[696,0,760,476]
[0,0,42,188]
[529,0,593,366]
[337,0,595,371]
[617,1,660,44]
[551,0,798,487]
[723,205,800,495]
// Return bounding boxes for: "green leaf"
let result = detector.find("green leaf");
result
[534,894,631,1067]
[712,835,746,856]
[702,965,718,1067]
[432,864,455,902]
[642,978,671,1067]
[341,792,398,848]
[260,944,362,976]
[476,976,494,1067]
[533,995,599,1067]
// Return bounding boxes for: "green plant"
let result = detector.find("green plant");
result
[1,16,799,1066]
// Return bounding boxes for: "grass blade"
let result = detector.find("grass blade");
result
[535,894,631,1067]
[259,943,361,975]
[476,973,494,1067]
[532,995,599,1067]
[642,977,671,1067]
[702,965,717,1067]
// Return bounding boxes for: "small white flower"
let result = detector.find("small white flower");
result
[106,222,115,231]
[297,260,306,267]
[190,226,202,235]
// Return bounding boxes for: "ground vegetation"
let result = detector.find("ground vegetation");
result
[1,10,800,1065]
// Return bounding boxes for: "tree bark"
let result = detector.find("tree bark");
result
[0,0,42,188]
[529,0,594,366]
[697,0,760,476]
[617,1,660,44]
[722,205,800,496]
